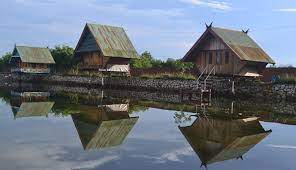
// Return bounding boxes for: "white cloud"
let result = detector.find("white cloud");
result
[268,144,296,149]
[131,147,194,163]
[275,8,296,12]
[72,155,120,170]
[88,3,184,18]
[180,0,232,11]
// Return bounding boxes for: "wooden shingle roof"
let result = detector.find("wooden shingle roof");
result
[179,117,271,165]
[183,27,275,64]
[12,46,55,64]
[75,23,139,59]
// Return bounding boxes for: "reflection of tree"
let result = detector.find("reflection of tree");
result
[128,104,148,114]
[0,89,11,104]
[174,112,192,124]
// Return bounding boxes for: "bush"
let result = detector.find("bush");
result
[140,72,196,80]
[130,51,194,72]
[50,45,74,72]
[274,77,296,84]
[0,53,12,72]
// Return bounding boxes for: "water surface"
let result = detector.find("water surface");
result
[0,88,295,170]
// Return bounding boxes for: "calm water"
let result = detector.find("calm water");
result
[0,88,295,170]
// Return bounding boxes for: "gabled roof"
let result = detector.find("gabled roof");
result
[71,105,138,150]
[14,102,54,118]
[12,46,55,64]
[183,27,275,64]
[75,23,139,59]
[179,117,271,165]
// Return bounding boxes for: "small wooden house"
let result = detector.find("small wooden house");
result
[182,25,275,77]
[10,46,55,74]
[74,23,139,74]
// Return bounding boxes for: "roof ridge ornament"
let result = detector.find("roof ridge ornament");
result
[205,22,213,29]
[242,29,250,34]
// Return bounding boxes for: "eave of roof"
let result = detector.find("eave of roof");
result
[75,23,139,59]
[182,27,275,64]
[14,46,55,64]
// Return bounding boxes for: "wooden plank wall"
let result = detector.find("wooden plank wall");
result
[77,29,98,52]
[195,35,245,75]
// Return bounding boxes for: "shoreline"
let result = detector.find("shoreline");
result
[1,73,296,102]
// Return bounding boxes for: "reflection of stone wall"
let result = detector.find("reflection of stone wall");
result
[1,73,296,101]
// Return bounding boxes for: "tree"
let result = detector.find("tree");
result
[130,51,154,69]
[130,51,194,71]
[50,45,74,71]
[0,53,12,72]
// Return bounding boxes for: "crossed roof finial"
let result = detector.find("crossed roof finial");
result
[205,22,213,29]
[242,29,250,34]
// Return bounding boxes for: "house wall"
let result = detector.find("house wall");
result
[11,59,50,73]
[194,35,246,75]
[80,52,103,66]
[78,52,130,72]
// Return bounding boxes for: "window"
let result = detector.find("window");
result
[225,51,230,64]
[216,51,222,65]
[208,52,213,64]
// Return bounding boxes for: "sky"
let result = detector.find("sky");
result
[0,0,296,66]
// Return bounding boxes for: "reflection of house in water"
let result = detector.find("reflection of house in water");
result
[72,103,138,150]
[179,116,271,168]
[10,91,54,119]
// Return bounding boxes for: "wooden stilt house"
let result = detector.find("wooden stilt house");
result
[10,46,55,74]
[74,23,139,74]
[182,25,275,77]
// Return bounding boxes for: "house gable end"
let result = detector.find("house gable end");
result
[75,26,100,54]
[182,29,238,62]
[12,47,20,57]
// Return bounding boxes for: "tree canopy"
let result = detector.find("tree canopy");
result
[50,45,74,70]
[0,53,12,72]
[130,51,194,71]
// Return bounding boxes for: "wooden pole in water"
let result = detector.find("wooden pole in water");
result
[232,81,235,94]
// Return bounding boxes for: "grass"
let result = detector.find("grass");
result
[274,77,296,84]
[139,72,196,80]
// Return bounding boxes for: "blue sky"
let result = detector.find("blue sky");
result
[1,0,296,66]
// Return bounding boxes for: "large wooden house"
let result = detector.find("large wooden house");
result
[182,25,275,77]
[10,46,55,74]
[74,23,139,74]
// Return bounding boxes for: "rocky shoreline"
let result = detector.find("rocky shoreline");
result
[1,73,296,102]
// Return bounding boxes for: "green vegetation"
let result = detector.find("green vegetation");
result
[140,72,196,80]
[130,51,194,71]
[274,77,296,84]
[0,53,12,72]
[50,45,75,72]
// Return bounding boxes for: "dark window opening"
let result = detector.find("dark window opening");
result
[216,51,222,65]
[208,52,213,64]
[225,51,230,64]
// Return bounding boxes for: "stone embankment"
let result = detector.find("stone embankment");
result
[1,73,296,102]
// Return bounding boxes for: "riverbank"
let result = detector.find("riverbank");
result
[1,83,295,125]
[1,73,296,101]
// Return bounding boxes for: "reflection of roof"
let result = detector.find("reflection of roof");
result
[75,23,139,59]
[102,104,129,112]
[179,117,271,165]
[183,27,275,64]
[15,102,54,118]
[12,46,55,64]
[72,104,138,150]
